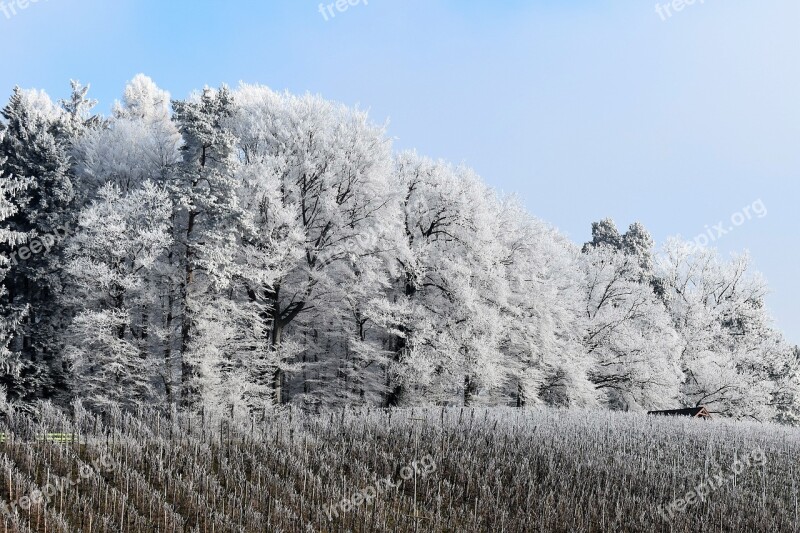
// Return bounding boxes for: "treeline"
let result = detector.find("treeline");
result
[0,75,797,422]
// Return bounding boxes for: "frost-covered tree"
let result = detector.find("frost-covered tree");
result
[584,218,655,274]
[497,201,597,408]
[0,88,75,404]
[72,75,184,407]
[59,80,101,139]
[74,74,180,195]
[657,239,793,420]
[63,182,172,410]
[384,153,512,406]
[171,84,239,407]
[583,245,681,410]
[229,84,397,407]
[775,345,800,424]
[621,222,655,272]
[583,218,623,252]
[0,131,33,396]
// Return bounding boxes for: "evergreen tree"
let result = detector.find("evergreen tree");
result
[171,85,239,408]
[59,80,101,138]
[0,130,34,400]
[0,88,75,404]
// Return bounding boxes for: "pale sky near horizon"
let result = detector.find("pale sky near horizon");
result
[1,0,798,343]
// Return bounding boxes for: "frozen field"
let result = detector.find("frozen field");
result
[0,405,798,532]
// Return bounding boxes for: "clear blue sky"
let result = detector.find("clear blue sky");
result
[1,0,798,343]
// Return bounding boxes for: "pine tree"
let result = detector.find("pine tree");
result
[584,218,655,274]
[59,80,101,137]
[171,85,239,408]
[0,131,34,400]
[0,88,75,404]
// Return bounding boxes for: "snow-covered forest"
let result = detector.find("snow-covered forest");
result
[1,75,798,422]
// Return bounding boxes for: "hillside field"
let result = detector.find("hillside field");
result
[0,405,798,532]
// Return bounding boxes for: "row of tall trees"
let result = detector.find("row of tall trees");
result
[1,76,797,422]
